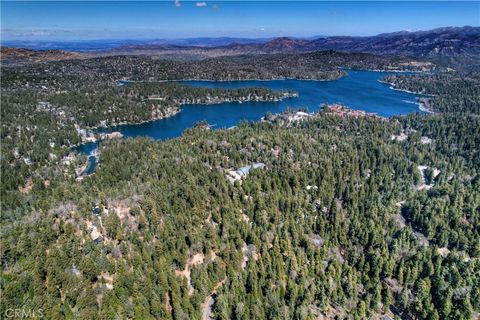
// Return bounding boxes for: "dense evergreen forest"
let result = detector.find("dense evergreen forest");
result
[1,51,479,319]
[382,71,480,114]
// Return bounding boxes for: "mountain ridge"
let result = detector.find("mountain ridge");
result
[2,26,478,66]
[110,26,480,65]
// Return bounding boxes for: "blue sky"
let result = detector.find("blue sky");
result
[1,1,479,40]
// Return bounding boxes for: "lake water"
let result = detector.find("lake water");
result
[76,70,424,175]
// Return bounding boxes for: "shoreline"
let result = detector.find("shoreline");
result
[84,92,297,130]
[73,92,297,148]
[377,79,437,97]
[74,71,439,176]
[79,74,433,146]
[73,97,435,177]
[117,67,429,86]
[417,98,436,114]
[173,91,297,106]
[340,66,432,74]
[418,103,434,114]
[368,69,428,73]
[378,80,436,114]
[77,74,435,147]
[117,76,343,85]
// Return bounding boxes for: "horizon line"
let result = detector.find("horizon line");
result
[1,25,477,43]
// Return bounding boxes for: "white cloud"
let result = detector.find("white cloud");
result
[212,4,219,10]
[174,0,182,7]
[2,28,54,38]
[196,2,207,8]
[25,30,52,36]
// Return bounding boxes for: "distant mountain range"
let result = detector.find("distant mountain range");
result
[107,26,480,65]
[2,27,478,66]
[1,36,330,51]
[0,38,275,51]
[223,27,480,58]
[303,27,480,61]
[1,36,321,52]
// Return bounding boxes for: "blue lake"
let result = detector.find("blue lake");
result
[76,70,424,174]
